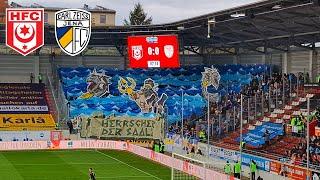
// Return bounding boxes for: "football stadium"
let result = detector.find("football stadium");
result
[0,0,320,179]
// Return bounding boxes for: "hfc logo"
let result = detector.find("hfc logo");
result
[6,9,44,56]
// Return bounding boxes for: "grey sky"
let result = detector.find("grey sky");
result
[10,0,259,25]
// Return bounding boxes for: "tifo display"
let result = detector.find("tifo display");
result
[59,65,269,125]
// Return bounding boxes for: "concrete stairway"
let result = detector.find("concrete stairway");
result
[44,85,58,124]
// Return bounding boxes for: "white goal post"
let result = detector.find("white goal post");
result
[171,153,207,180]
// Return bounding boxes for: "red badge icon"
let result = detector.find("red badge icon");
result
[6,8,44,56]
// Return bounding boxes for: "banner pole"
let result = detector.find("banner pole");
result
[297,74,299,98]
[247,97,250,124]
[289,76,292,102]
[307,97,310,180]
[233,106,236,131]
[207,92,210,156]
[282,73,285,105]
[240,94,243,178]
[275,85,278,109]
[254,93,257,120]
[181,90,184,138]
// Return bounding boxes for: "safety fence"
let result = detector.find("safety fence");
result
[0,140,229,180]
[164,133,320,180]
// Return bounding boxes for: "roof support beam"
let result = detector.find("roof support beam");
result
[184,46,202,56]
[293,43,315,51]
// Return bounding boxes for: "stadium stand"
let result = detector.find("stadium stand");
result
[1,0,320,179]
[58,64,269,123]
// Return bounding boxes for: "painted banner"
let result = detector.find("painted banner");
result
[0,83,49,113]
[80,115,163,139]
[0,141,48,150]
[0,130,50,141]
[164,133,201,154]
[126,139,154,148]
[209,145,239,162]
[0,114,55,131]
[270,161,309,180]
[128,35,180,68]
[242,153,270,172]
[57,140,128,150]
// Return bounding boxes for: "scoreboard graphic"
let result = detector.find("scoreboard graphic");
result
[128,35,180,68]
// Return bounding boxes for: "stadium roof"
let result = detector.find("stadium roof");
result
[1,0,320,55]
[8,2,116,13]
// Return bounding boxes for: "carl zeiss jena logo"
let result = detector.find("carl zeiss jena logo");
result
[55,9,91,56]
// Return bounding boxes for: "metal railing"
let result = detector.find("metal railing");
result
[57,79,69,128]
[46,71,61,126]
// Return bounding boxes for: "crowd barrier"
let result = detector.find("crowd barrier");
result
[0,140,229,180]
[164,133,319,180]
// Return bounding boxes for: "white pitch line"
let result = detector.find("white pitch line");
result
[96,176,151,179]
[0,162,120,166]
[95,150,163,180]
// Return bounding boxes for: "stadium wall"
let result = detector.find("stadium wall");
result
[0,55,36,83]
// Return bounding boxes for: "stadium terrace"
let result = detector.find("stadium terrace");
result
[0,0,320,179]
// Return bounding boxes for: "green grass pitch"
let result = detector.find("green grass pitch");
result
[0,150,171,180]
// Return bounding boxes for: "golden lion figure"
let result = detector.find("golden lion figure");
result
[118,77,167,114]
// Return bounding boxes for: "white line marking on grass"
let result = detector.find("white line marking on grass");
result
[96,176,151,179]
[0,162,120,166]
[95,150,163,180]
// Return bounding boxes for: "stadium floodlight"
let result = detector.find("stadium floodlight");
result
[208,19,216,24]
[177,26,185,30]
[207,18,215,39]
[230,12,246,18]
[272,5,282,10]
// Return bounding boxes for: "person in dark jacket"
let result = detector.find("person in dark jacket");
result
[67,121,73,134]
[89,168,96,180]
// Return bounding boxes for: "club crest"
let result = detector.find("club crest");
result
[132,45,143,60]
[6,8,44,56]
[55,9,91,56]
[164,45,174,58]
